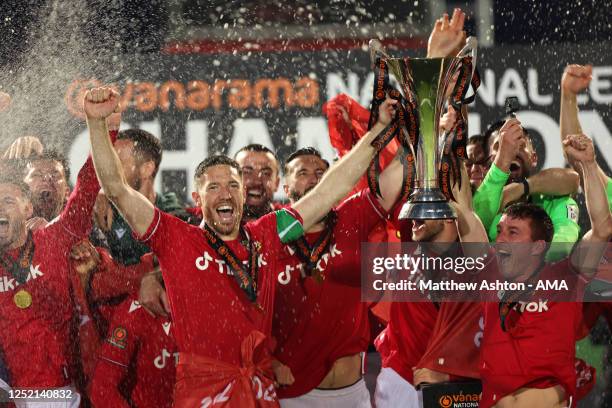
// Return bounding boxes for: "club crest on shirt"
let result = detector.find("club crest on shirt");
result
[107,327,128,349]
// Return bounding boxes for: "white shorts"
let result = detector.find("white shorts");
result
[280,378,371,408]
[374,367,420,408]
[12,386,80,408]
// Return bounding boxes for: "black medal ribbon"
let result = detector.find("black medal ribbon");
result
[438,57,481,201]
[289,211,337,282]
[497,263,543,332]
[202,224,259,303]
[0,232,35,285]
[367,57,420,201]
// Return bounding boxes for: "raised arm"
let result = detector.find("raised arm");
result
[294,98,395,230]
[559,64,609,186]
[565,134,612,275]
[452,162,488,243]
[473,118,523,230]
[427,8,466,58]
[500,168,580,209]
[85,87,154,236]
[560,65,590,144]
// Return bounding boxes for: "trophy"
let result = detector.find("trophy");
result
[367,38,478,220]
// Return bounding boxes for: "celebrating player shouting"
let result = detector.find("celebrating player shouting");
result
[480,132,612,408]
[85,86,396,407]
[272,145,404,407]
[0,129,106,406]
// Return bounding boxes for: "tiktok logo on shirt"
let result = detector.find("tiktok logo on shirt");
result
[0,265,44,293]
[277,244,342,285]
[154,348,179,369]
[512,300,549,313]
[194,251,267,275]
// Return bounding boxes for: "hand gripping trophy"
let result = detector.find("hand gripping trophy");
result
[366,37,480,220]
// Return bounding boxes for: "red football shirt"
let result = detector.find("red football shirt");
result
[135,209,284,366]
[416,302,483,379]
[0,157,99,388]
[90,296,176,408]
[480,258,588,407]
[271,189,388,398]
[375,301,438,384]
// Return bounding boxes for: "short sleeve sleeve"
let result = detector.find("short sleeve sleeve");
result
[336,188,389,241]
[245,208,303,257]
[132,208,189,260]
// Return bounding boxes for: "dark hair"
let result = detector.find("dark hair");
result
[26,149,71,181]
[503,203,554,242]
[117,129,162,176]
[0,161,31,199]
[284,147,330,173]
[194,155,242,186]
[467,135,485,146]
[234,144,279,162]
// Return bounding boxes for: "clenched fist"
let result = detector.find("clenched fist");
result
[561,64,592,95]
[439,105,458,133]
[564,133,595,165]
[83,87,119,120]
[375,97,398,127]
[495,118,525,172]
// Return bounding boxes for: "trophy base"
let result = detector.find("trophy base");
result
[398,188,457,220]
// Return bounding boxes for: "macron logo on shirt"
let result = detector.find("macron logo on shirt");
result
[0,265,44,293]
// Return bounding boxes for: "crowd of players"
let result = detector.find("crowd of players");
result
[0,7,610,408]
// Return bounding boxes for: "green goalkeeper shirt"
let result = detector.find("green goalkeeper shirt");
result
[473,163,580,261]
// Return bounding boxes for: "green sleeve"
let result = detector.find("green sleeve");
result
[607,178,612,213]
[473,164,509,233]
[545,196,581,262]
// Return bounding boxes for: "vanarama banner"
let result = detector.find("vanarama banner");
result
[54,41,612,203]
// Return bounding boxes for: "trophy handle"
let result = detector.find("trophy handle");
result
[368,39,391,69]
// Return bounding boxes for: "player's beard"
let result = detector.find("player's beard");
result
[243,202,272,221]
[205,199,241,237]
[412,219,445,242]
[32,190,64,220]
[508,156,532,184]
[288,185,315,203]
[0,216,25,250]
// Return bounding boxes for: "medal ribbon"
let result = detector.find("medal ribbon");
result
[437,57,481,201]
[497,263,543,332]
[202,224,259,303]
[0,232,35,285]
[367,58,419,202]
[289,211,338,282]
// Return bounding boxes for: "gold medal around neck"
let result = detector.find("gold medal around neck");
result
[14,289,32,309]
